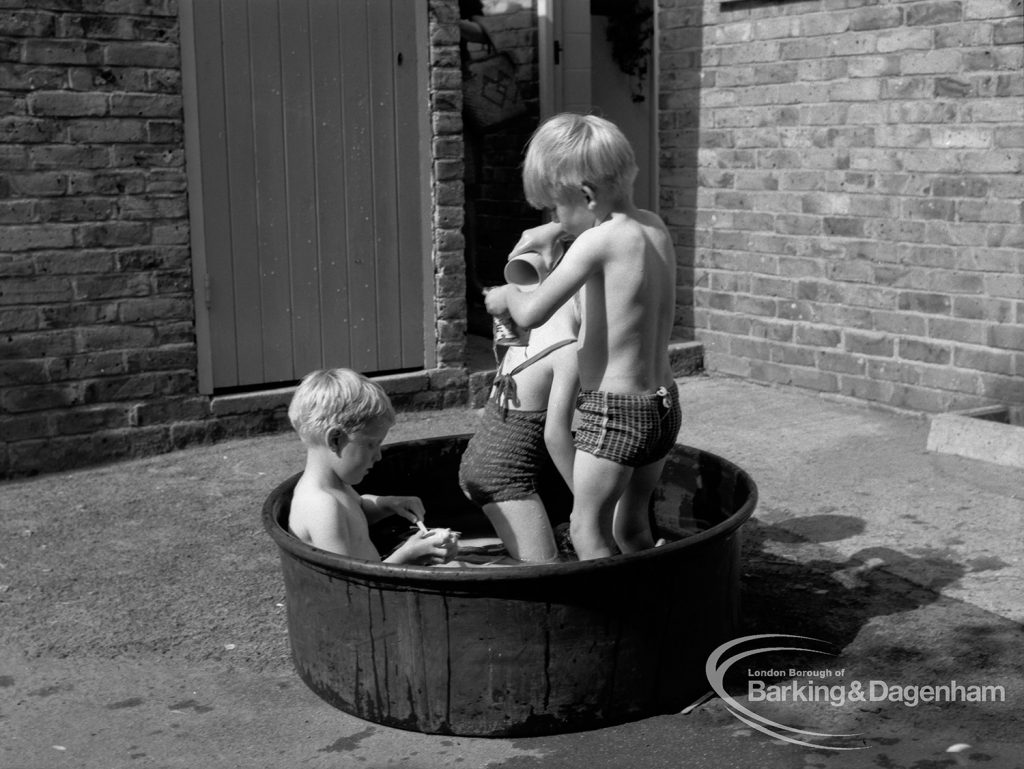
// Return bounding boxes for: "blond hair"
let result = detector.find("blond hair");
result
[522,113,638,209]
[288,368,395,445]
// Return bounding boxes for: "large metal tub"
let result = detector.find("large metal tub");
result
[263,435,756,736]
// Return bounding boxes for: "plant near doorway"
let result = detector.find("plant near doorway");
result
[597,0,653,102]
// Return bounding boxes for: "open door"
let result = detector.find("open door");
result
[538,0,657,211]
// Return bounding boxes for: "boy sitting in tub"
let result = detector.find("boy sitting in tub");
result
[287,368,458,564]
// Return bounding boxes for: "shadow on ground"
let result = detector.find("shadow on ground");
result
[740,514,968,648]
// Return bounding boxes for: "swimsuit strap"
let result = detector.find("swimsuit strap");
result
[507,338,576,376]
[492,338,576,419]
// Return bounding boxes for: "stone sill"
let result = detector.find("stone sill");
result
[926,405,1024,470]
[209,370,434,417]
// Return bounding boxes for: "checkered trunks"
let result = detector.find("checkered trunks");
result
[574,385,682,467]
[458,400,550,506]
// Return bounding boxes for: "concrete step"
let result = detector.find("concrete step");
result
[669,339,704,378]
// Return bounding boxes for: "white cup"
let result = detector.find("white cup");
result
[504,251,547,290]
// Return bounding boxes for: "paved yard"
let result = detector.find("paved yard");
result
[2,375,1022,768]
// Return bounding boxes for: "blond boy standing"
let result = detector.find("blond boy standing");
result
[485,113,681,561]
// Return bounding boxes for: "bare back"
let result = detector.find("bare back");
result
[289,478,379,560]
[574,209,676,393]
[489,298,578,411]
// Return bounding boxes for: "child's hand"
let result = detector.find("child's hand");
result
[375,495,426,527]
[483,284,511,317]
[394,527,460,564]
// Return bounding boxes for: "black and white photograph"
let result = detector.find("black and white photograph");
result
[1,0,1022,766]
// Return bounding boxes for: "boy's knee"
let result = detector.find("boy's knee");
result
[569,511,612,542]
[568,514,596,541]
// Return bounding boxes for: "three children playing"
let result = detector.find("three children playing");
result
[288,113,680,565]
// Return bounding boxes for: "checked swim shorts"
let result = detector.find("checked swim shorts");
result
[574,385,682,468]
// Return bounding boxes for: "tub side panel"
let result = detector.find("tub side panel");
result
[280,556,366,716]
[351,585,456,733]
[653,533,741,709]
[282,553,459,733]
[544,577,661,726]
[384,588,454,732]
[443,594,556,735]
[438,581,659,735]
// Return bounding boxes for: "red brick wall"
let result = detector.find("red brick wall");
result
[661,0,1024,412]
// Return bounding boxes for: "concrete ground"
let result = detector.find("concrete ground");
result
[2,375,1022,769]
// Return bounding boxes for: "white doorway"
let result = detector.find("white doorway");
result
[537,0,657,211]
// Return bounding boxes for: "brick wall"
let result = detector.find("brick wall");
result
[0,0,198,477]
[1,0,466,478]
[431,0,471,368]
[661,0,1024,412]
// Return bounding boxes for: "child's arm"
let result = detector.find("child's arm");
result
[486,230,602,330]
[361,494,426,526]
[544,348,579,493]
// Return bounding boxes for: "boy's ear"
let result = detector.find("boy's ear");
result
[326,427,348,455]
[580,184,597,209]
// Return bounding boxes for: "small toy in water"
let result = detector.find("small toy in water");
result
[436,528,461,562]
[415,526,460,563]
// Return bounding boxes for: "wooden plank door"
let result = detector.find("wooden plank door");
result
[181,0,430,393]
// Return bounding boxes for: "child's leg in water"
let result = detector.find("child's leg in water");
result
[612,457,668,553]
[483,495,558,563]
[569,452,633,560]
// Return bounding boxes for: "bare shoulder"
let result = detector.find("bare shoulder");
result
[633,207,669,227]
[631,209,673,244]
[590,211,668,249]
[635,207,667,225]
[564,225,612,263]
[289,479,354,542]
